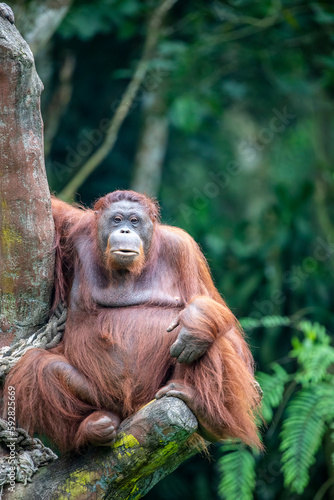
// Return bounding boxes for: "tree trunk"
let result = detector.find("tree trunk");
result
[0,8,54,343]
[131,91,169,197]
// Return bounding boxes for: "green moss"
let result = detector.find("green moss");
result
[57,470,100,499]
[113,433,140,450]
[112,433,141,460]
[1,199,22,257]
[1,226,22,249]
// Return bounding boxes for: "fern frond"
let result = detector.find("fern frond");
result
[280,388,327,494]
[293,344,334,384]
[217,444,256,500]
[291,321,334,384]
[240,316,291,330]
[314,382,334,419]
[331,426,334,471]
[239,317,263,329]
[297,321,327,342]
[261,316,291,328]
[256,363,289,423]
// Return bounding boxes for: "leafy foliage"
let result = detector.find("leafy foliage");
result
[239,316,291,330]
[217,318,334,500]
[256,363,289,423]
[58,0,148,40]
[280,388,328,494]
[278,321,334,493]
[292,321,334,384]
[217,444,256,500]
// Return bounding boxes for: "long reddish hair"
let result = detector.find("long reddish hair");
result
[3,192,262,452]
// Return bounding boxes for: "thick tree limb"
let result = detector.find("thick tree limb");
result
[59,0,178,202]
[4,397,199,500]
[0,7,54,342]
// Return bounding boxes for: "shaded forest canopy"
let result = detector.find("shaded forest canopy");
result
[0,0,334,499]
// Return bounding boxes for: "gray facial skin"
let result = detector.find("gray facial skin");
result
[71,200,181,309]
[97,201,154,268]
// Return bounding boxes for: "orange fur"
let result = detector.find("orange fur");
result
[4,191,261,452]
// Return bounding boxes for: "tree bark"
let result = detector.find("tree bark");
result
[4,397,199,500]
[0,8,54,343]
[131,91,169,197]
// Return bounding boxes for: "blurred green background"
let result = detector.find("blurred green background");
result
[11,0,334,498]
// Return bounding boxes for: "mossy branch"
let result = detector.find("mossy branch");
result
[5,397,199,500]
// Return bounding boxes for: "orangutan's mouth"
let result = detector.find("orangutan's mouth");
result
[112,249,139,256]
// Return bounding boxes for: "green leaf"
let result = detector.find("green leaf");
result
[261,316,291,328]
[293,344,334,384]
[280,388,327,494]
[256,364,289,423]
[292,321,334,384]
[297,321,328,343]
[217,444,256,500]
[239,315,291,330]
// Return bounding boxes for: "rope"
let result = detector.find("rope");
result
[0,419,57,489]
[0,303,67,383]
[0,304,67,490]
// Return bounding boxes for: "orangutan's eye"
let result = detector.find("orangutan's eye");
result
[113,215,122,223]
[130,217,138,224]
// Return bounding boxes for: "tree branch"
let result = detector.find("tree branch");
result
[59,0,178,202]
[5,397,199,500]
[44,52,76,157]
